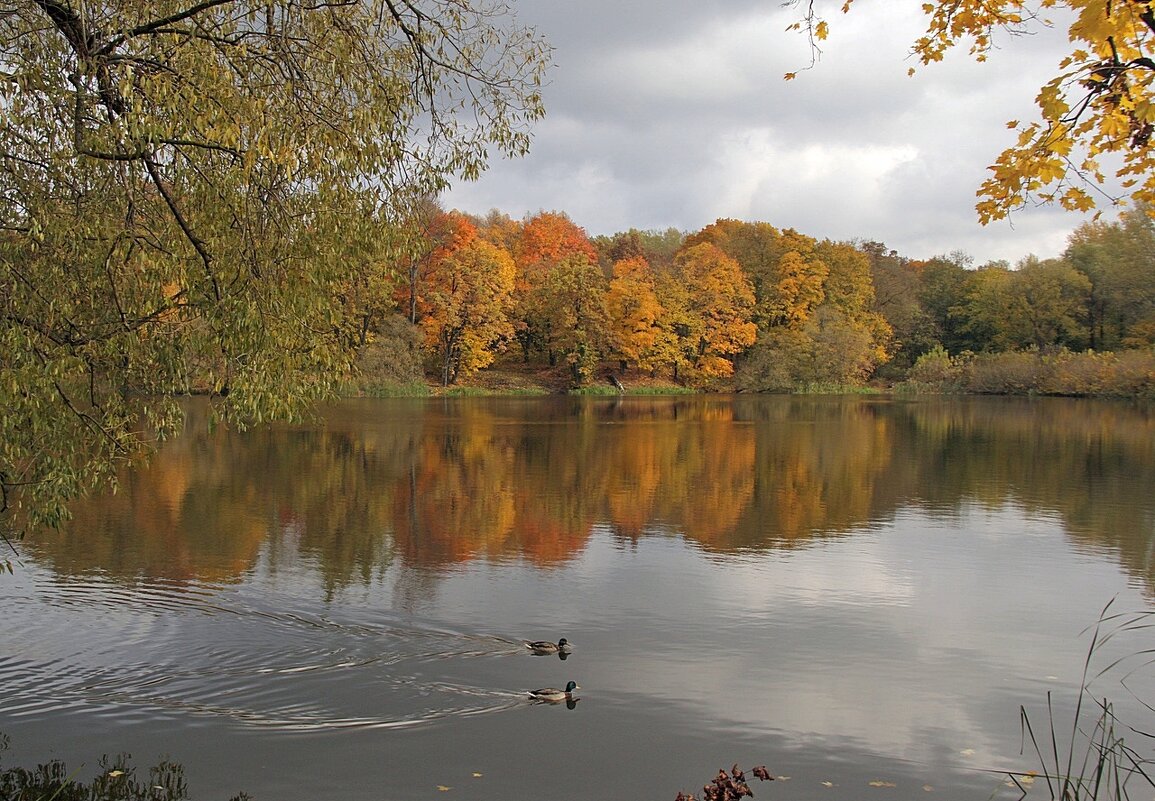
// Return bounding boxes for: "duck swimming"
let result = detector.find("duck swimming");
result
[524,638,572,655]
[528,680,579,702]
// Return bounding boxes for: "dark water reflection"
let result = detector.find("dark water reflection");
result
[4,395,1155,801]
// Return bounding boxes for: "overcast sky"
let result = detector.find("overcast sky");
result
[443,1,1108,265]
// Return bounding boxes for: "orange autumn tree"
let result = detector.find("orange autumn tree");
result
[672,242,758,381]
[510,212,600,362]
[605,256,673,373]
[418,214,516,385]
[391,196,455,326]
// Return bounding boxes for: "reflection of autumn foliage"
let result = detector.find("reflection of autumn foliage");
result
[898,398,1155,596]
[37,411,268,584]
[390,407,519,564]
[31,397,1155,600]
[646,407,756,545]
[741,399,893,546]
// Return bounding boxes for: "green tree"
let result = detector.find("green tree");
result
[540,255,610,386]
[861,241,939,370]
[737,306,879,391]
[1065,205,1155,349]
[594,227,685,274]
[957,264,1018,350]
[1008,257,1093,349]
[393,195,452,326]
[958,259,1092,350]
[917,253,979,354]
[0,1,550,534]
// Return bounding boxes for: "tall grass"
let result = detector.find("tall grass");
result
[0,739,250,801]
[1014,601,1155,801]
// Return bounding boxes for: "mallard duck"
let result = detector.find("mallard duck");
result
[528,680,579,702]
[524,637,572,655]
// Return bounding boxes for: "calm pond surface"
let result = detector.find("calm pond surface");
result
[4,395,1155,801]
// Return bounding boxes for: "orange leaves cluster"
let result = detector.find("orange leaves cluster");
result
[417,212,517,385]
[512,211,599,278]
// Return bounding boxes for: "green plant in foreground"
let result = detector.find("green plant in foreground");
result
[1013,601,1155,801]
[0,738,248,801]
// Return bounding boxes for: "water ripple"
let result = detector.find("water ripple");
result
[4,569,556,735]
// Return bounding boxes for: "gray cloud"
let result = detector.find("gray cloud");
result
[445,2,1101,263]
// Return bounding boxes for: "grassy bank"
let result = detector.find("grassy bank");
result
[344,357,696,398]
[343,337,1155,400]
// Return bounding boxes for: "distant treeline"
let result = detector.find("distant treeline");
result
[350,201,1155,397]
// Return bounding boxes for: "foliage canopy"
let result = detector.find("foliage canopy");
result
[0,0,550,531]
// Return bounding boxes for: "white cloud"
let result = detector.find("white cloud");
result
[444,1,1106,262]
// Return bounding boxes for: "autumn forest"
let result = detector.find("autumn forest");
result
[361,201,1155,397]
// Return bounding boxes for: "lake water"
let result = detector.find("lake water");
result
[3,395,1155,801]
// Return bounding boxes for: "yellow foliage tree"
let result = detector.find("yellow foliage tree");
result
[605,256,671,373]
[686,219,828,329]
[674,243,759,380]
[787,1,1155,220]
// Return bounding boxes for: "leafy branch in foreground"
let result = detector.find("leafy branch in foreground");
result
[1015,600,1155,801]
[1,0,550,533]
[784,1,1155,222]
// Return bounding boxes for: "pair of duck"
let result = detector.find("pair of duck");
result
[524,638,579,702]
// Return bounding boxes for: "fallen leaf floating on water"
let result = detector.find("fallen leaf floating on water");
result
[869,780,897,788]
